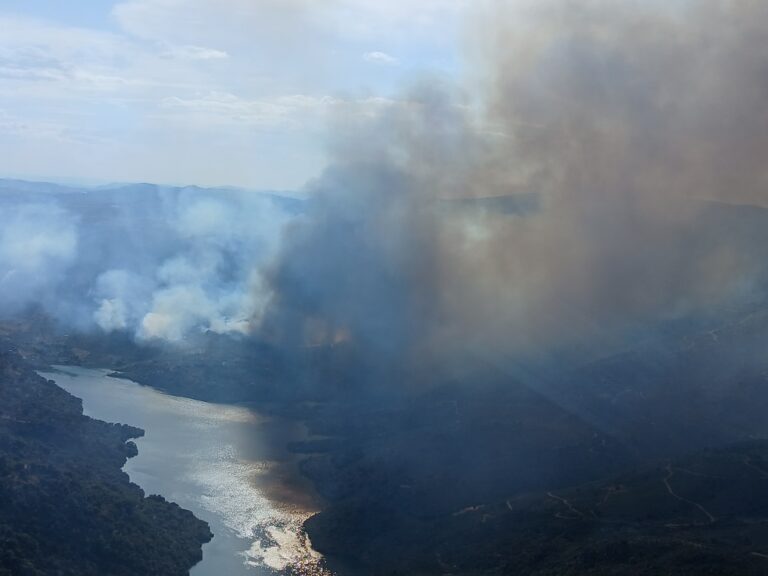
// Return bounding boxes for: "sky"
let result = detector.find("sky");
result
[0,0,466,190]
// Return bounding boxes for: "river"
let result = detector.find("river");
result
[39,365,330,576]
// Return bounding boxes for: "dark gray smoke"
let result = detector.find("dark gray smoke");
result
[3,1,768,367]
[263,0,768,370]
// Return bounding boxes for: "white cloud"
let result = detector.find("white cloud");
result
[157,91,396,131]
[0,2,465,188]
[161,44,229,61]
[0,15,191,99]
[112,0,467,56]
[363,51,398,66]
[0,109,96,144]
[158,91,326,129]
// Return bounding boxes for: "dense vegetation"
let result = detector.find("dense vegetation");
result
[295,300,768,575]
[6,268,768,574]
[306,439,768,575]
[0,350,212,576]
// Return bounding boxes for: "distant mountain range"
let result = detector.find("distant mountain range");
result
[0,178,306,215]
[5,178,768,574]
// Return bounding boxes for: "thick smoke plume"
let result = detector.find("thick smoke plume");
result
[264,0,768,368]
[2,1,768,367]
[0,185,292,341]
[91,190,289,341]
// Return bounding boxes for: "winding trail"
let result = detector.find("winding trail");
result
[547,491,584,518]
[744,457,768,479]
[662,465,716,524]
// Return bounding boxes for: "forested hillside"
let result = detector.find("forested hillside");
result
[0,351,212,576]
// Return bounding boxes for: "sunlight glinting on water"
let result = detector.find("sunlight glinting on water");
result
[188,445,326,573]
[44,366,331,576]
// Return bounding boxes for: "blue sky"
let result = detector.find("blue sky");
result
[0,0,465,189]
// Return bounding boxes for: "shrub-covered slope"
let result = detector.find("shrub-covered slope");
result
[0,351,212,576]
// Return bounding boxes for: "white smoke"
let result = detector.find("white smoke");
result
[90,188,292,342]
[0,203,78,312]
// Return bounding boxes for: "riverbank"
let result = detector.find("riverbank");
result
[0,351,212,576]
[11,310,768,575]
[44,365,332,576]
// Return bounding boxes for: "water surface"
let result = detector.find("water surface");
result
[40,366,329,576]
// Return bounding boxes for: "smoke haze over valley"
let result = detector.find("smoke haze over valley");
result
[5,2,768,366]
[5,1,768,575]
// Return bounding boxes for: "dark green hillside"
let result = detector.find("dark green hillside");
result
[0,351,212,576]
[308,441,768,575]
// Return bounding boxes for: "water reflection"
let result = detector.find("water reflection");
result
[40,366,331,576]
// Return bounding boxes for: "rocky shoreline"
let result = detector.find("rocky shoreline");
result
[0,350,212,576]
